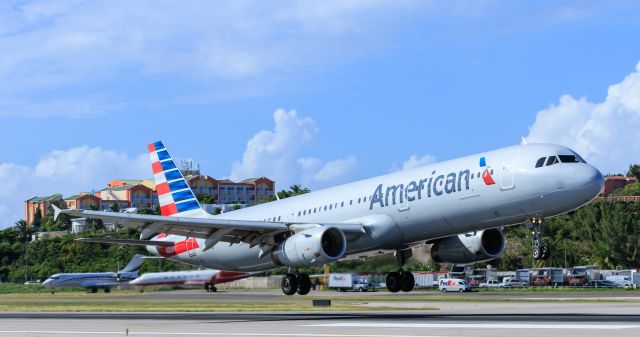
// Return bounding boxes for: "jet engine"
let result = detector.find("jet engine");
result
[271,226,347,267]
[430,228,504,264]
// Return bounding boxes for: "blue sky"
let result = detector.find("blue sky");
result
[1,1,639,227]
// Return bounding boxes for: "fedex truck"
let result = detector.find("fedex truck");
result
[328,273,369,292]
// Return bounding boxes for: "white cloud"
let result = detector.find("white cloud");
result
[229,109,357,190]
[391,154,437,172]
[299,155,358,186]
[0,146,148,228]
[0,1,419,118]
[526,61,640,174]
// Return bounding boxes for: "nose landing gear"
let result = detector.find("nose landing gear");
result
[386,248,415,293]
[529,217,550,261]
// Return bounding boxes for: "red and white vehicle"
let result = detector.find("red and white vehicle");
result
[129,269,259,292]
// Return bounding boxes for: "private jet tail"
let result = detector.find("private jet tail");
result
[119,254,146,276]
[148,141,208,218]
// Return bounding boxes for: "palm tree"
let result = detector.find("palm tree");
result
[13,220,32,243]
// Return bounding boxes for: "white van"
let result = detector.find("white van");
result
[439,278,470,292]
[606,275,633,289]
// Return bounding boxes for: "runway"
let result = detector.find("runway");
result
[1,312,639,337]
[1,290,639,337]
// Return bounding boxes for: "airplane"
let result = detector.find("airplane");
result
[129,269,261,292]
[54,141,604,296]
[41,254,145,293]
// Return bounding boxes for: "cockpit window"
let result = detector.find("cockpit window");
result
[546,156,558,166]
[558,155,580,163]
[535,157,545,168]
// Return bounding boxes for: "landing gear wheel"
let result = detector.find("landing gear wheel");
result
[386,272,402,293]
[400,271,415,292]
[540,245,550,260]
[532,246,542,260]
[104,288,110,293]
[91,288,97,294]
[296,274,311,295]
[281,273,298,296]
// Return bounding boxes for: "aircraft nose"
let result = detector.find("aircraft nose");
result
[574,164,604,198]
[41,279,51,287]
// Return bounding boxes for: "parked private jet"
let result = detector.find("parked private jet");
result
[41,254,145,293]
[55,141,603,295]
[129,269,260,292]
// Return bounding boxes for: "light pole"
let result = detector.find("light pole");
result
[24,237,28,283]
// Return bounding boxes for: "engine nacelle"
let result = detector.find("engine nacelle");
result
[271,226,347,267]
[430,228,504,264]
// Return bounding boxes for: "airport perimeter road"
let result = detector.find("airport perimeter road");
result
[1,311,640,337]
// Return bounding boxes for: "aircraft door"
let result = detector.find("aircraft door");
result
[500,150,519,191]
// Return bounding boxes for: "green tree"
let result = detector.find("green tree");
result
[196,194,217,204]
[261,184,312,203]
[109,202,120,213]
[32,207,42,232]
[628,164,640,181]
[13,220,32,243]
[85,204,104,232]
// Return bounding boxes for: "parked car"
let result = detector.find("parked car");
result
[479,280,501,288]
[499,278,529,289]
[582,280,620,288]
[439,278,471,292]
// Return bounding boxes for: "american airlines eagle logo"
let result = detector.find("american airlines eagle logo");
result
[479,156,495,185]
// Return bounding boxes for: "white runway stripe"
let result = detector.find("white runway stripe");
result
[304,322,640,330]
[0,331,449,337]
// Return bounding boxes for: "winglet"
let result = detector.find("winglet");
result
[52,204,62,221]
[521,137,528,145]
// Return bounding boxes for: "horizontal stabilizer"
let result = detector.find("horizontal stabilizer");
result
[75,238,175,247]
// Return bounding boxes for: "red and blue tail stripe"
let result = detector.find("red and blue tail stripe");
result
[148,141,203,217]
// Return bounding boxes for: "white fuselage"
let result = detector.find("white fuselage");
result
[147,143,603,271]
[129,269,258,286]
[129,270,217,286]
[41,272,135,289]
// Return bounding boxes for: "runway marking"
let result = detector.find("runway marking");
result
[0,331,451,337]
[305,322,640,330]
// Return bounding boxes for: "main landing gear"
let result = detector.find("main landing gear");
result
[386,249,415,293]
[205,283,217,293]
[281,272,311,296]
[529,217,550,261]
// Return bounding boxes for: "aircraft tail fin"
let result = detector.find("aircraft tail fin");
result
[148,141,208,218]
[119,254,146,275]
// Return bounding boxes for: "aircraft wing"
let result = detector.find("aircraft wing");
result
[54,206,365,251]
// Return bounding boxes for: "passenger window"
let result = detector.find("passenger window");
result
[558,155,579,163]
[350,200,353,205]
[329,204,332,210]
[303,210,306,215]
[341,201,344,207]
[535,157,545,168]
[546,156,558,166]
[358,198,361,203]
[324,205,327,211]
